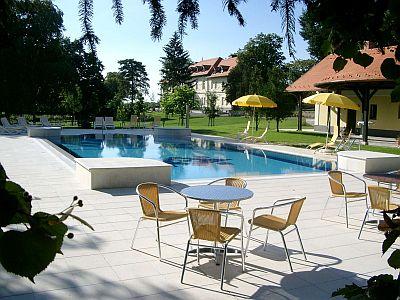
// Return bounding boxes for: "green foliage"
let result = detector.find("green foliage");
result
[0,164,92,281]
[204,92,218,126]
[64,41,108,128]
[104,72,129,117]
[0,0,74,115]
[160,32,192,93]
[226,33,297,129]
[333,209,400,299]
[118,59,149,103]
[161,85,198,125]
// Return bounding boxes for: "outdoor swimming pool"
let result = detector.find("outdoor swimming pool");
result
[57,134,332,180]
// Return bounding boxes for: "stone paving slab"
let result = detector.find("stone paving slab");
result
[0,135,396,299]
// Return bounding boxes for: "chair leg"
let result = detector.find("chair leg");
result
[181,240,191,284]
[197,239,200,265]
[294,225,307,261]
[131,217,143,249]
[279,232,293,272]
[186,215,191,236]
[344,197,349,228]
[321,196,330,220]
[156,220,162,260]
[263,229,270,251]
[245,222,254,260]
[358,209,369,239]
[240,226,245,272]
[220,244,228,290]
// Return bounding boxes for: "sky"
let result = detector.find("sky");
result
[54,0,310,101]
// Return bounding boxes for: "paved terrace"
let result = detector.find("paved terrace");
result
[0,135,396,299]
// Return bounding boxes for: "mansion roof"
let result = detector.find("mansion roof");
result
[190,56,237,78]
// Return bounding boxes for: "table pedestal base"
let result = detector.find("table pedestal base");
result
[189,247,241,265]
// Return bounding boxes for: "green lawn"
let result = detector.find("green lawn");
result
[152,114,400,155]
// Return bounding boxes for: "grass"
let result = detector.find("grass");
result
[151,113,400,155]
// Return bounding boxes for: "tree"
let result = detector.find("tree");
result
[0,0,74,116]
[104,72,129,117]
[64,40,108,128]
[226,33,285,100]
[225,33,295,130]
[118,59,149,103]
[161,85,198,125]
[299,10,329,61]
[204,92,218,126]
[160,32,192,93]
[69,0,399,100]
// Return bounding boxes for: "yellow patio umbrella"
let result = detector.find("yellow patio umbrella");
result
[303,92,360,149]
[232,94,277,134]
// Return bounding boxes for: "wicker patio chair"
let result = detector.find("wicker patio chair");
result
[322,171,368,228]
[131,182,190,260]
[358,186,399,239]
[181,208,245,290]
[198,177,247,211]
[245,197,307,272]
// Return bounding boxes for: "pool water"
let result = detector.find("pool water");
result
[57,134,332,180]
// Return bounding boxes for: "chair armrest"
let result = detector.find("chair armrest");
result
[223,211,244,231]
[250,197,303,222]
[158,184,188,208]
[207,178,226,185]
[341,171,366,193]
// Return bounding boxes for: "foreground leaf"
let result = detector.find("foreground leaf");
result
[382,229,400,254]
[332,283,365,298]
[387,250,400,269]
[0,181,31,226]
[333,56,348,72]
[0,226,66,281]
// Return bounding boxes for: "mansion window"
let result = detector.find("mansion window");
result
[369,104,377,120]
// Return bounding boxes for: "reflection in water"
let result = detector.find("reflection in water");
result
[58,134,331,180]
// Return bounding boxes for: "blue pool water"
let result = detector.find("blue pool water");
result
[57,134,331,180]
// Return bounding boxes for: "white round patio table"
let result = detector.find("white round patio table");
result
[181,185,253,263]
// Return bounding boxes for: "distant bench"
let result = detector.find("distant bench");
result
[75,158,172,189]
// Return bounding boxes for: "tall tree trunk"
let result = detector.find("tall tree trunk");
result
[276,119,279,132]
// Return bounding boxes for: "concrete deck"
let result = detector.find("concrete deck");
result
[0,135,397,299]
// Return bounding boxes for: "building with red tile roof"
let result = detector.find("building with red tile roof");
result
[189,56,237,111]
[287,45,399,139]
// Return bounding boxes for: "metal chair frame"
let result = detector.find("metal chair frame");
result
[358,186,398,239]
[245,197,307,272]
[204,177,247,227]
[131,183,190,260]
[322,171,367,228]
[181,210,245,290]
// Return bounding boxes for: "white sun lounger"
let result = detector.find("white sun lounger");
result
[1,117,25,133]
[40,116,61,127]
[93,117,104,129]
[104,117,115,130]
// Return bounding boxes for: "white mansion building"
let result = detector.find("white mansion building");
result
[189,56,237,112]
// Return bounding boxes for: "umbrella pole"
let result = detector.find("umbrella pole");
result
[325,108,330,149]
[252,107,255,136]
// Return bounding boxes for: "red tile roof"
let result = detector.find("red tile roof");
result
[190,57,222,77]
[209,57,238,78]
[286,46,398,92]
